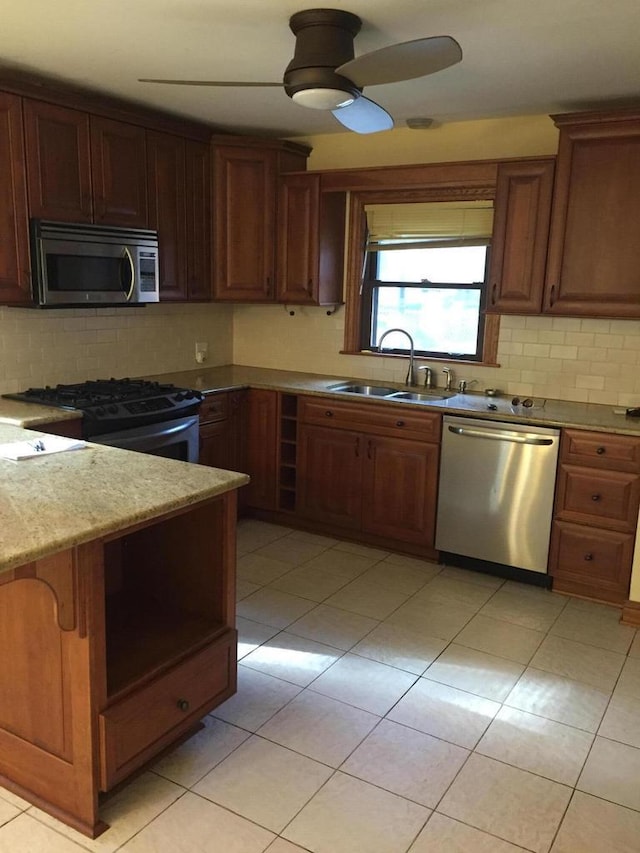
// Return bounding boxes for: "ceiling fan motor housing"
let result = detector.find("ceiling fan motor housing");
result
[284,9,363,104]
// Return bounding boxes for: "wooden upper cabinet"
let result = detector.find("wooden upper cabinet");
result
[0,92,31,304]
[185,140,211,301]
[23,100,93,223]
[147,131,187,300]
[213,145,277,302]
[544,110,640,318]
[90,115,148,227]
[486,158,555,314]
[277,173,345,306]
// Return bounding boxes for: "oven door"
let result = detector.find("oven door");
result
[91,415,200,463]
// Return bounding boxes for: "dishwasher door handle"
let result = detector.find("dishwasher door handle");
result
[447,424,555,446]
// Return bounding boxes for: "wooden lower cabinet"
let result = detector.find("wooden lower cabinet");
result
[244,389,279,511]
[0,492,237,837]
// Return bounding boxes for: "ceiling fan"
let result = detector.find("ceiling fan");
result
[139,8,462,134]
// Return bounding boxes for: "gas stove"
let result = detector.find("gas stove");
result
[4,378,204,437]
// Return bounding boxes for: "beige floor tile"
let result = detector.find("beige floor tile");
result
[287,604,379,650]
[438,754,571,853]
[551,791,640,853]
[255,539,334,567]
[549,607,636,654]
[530,635,625,691]
[479,587,567,632]
[615,656,640,699]
[237,520,292,553]
[236,587,316,629]
[309,654,417,715]
[351,622,448,675]
[356,562,439,595]
[266,840,310,853]
[577,736,640,811]
[564,596,625,619]
[409,813,527,852]
[384,553,440,572]
[258,690,379,767]
[505,667,610,733]
[119,791,275,852]
[477,706,594,786]
[385,598,477,641]
[237,617,280,660]
[332,540,391,560]
[213,666,301,732]
[283,771,430,853]
[284,530,339,548]
[455,613,545,664]
[237,578,261,600]
[440,565,505,590]
[628,632,640,658]
[324,577,410,620]
[237,552,293,585]
[424,644,524,702]
[598,690,640,749]
[342,719,469,807]
[0,798,20,828]
[0,813,88,852]
[0,787,31,811]
[241,632,343,687]
[413,576,497,610]
[152,717,250,787]
[268,564,351,602]
[387,677,500,749]
[193,736,332,833]
[302,549,379,580]
[32,772,184,853]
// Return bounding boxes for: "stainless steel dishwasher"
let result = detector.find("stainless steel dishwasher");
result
[436,416,560,573]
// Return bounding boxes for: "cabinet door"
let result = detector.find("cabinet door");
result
[277,173,319,304]
[200,419,232,469]
[147,131,187,300]
[297,423,362,530]
[185,140,212,301]
[213,146,276,301]
[362,435,439,546]
[487,159,554,314]
[0,92,31,305]
[90,116,148,227]
[245,389,278,510]
[544,113,640,318]
[23,99,93,223]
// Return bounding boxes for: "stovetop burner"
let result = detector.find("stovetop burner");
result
[3,378,204,437]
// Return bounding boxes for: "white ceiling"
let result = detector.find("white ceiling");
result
[3,0,640,138]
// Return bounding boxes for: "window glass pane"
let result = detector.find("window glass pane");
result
[377,245,487,283]
[373,287,481,356]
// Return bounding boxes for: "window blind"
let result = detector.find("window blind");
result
[365,200,494,250]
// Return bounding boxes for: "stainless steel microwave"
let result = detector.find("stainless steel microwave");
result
[30,220,160,307]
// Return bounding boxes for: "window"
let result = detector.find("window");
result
[360,201,493,362]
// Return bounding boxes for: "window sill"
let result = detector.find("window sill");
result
[340,350,501,368]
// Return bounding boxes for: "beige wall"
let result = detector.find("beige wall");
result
[0,302,233,395]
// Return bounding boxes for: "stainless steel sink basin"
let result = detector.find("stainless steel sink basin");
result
[387,391,456,402]
[327,383,399,396]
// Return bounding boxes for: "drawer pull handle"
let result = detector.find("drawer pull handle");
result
[591,494,601,502]
[396,420,405,427]
[355,436,360,457]
[177,699,190,712]
[324,410,334,417]
[596,446,606,455]
[584,553,594,561]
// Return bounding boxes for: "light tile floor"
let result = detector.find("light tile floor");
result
[2,518,640,852]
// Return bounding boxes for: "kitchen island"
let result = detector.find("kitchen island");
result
[0,423,248,837]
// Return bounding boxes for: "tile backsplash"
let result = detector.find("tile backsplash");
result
[0,302,233,394]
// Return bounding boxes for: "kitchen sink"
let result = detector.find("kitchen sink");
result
[387,390,456,402]
[327,383,400,396]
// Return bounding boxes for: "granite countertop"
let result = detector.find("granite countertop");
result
[0,423,248,575]
[0,398,83,428]
[144,364,640,438]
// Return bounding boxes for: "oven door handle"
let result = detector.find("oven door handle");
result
[140,417,197,441]
[122,247,135,301]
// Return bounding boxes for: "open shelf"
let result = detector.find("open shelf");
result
[278,394,298,512]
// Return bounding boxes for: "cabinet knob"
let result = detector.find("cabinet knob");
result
[549,284,557,306]
[591,494,601,502]
[596,446,606,455]
[177,699,190,712]
[584,553,594,561]
[491,283,497,305]
[324,410,334,417]
[396,420,405,427]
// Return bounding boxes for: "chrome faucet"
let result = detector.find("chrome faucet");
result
[418,366,433,389]
[442,367,454,391]
[377,328,417,386]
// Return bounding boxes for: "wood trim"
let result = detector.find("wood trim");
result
[320,160,500,192]
[621,599,640,627]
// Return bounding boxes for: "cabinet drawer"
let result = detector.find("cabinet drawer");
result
[200,393,229,424]
[99,632,235,789]
[561,429,640,472]
[300,396,441,442]
[549,521,634,602]
[555,465,640,532]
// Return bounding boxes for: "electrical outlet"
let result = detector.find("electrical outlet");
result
[195,342,208,364]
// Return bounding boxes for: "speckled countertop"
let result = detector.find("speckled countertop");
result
[0,423,248,575]
[143,365,640,438]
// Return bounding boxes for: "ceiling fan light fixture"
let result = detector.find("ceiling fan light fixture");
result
[291,87,356,110]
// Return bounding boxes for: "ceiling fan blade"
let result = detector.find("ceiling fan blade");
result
[332,96,393,134]
[138,79,282,87]
[336,35,462,88]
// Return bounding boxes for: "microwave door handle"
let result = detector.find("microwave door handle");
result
[122,247,135,301]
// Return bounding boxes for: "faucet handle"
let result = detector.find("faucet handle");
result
[417,365,433,388]
[442,367,454,391]
[458,379,478,394]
